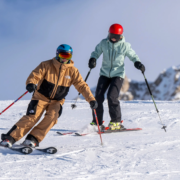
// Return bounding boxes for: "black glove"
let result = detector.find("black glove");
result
[26,83,36,93]
[88,58,96,69]
[134,61,145,73]
[90,100,98,109]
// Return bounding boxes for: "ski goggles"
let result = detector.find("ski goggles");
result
[58,52,72,60]
[109,33,122,41]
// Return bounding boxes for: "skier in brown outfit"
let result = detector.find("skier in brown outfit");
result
[1,44,97,148]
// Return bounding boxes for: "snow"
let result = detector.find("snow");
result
[0,100,180,180]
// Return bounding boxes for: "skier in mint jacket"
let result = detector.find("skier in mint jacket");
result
[88,23,145,130]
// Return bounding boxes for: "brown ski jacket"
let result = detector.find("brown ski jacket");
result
[26,58,95,105]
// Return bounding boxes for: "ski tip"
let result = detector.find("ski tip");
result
[75,133,87,136]
[75,133,82,136]
[56,132,63,135]
[56,131,74,135]
[36,147,57,154]
[20,147,33,155]
[46,147,57,154]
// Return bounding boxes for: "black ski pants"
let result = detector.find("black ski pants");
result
[92,76,124,125]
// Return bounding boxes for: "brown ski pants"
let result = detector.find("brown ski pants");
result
[10,96,62,143]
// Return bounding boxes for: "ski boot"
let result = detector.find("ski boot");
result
[0,139,13,148]
[108,121,125,130]
[90,122,105,131]
[22,134,39,148]
[22,140,38,148]
[1,134,15,148]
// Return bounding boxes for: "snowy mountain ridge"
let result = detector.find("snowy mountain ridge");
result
[78,65,180,101]
[132,65,180,100]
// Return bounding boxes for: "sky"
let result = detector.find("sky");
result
[0,0,180,100]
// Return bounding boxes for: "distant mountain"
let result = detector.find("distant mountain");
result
[76,65,180,101]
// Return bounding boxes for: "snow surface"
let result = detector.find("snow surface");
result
[0,100,180,180]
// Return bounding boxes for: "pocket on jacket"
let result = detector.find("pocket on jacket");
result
[26,100,39,115]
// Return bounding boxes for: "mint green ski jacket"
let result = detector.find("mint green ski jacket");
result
[90,36,141,78]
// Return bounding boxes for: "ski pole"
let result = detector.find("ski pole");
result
[0,91,28,116]
[142,72,167,132]
[71,69,92,109]
[93,109,103,146]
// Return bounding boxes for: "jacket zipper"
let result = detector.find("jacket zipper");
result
[50,64,62,100]
[109,44,114,78]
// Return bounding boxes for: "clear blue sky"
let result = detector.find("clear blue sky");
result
[0,0,180,100]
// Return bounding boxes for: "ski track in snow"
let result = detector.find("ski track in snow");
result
[0,100,180,180]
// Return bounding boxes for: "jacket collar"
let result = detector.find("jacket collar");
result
[52,58,74,71]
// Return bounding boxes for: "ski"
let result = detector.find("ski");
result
[35,147,57,154]
[101,128,142,134]
[56,131,75,136]
[0,144,33,155]
[20,144,58,154]
[75,128,142,136]
[56,122,106,136]
[0,143,57,154]
[75,133,88,136]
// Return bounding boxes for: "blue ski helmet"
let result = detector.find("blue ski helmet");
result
[56,44,73,60]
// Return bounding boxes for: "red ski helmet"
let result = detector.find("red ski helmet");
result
[108,24,123,43]
[109,24,123,35]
